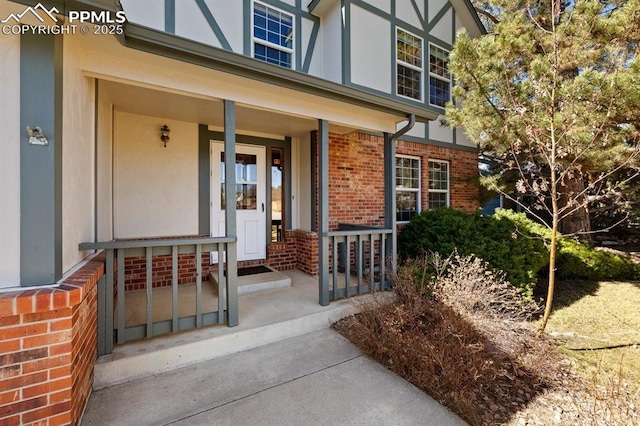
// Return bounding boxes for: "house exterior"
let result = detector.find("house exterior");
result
[0,0,482,423]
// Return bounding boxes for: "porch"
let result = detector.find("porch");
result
[81,75,407,356]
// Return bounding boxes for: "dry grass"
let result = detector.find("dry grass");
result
[542,280,640,388]
[334,254,640,425]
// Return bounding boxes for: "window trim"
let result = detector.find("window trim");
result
[251,0,295,69]
[396,154,422,223]
[428,159,450,209]
[428,43,451,108]
[395,27,424,102]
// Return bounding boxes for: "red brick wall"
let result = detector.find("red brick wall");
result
[294,230,318,275]
[396,140,479,214]
[123,252,212,292]
[266,230,297,270]
[115,231,319,285]
[0,255,103,426]
[325,132,387,230]
[313,131,479,232]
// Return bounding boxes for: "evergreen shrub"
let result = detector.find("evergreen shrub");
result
[398,208,640,295]
[398,208,548,296]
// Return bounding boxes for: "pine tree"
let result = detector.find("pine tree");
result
[447,0,640,332]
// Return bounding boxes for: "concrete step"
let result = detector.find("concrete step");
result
[209,266,291,297]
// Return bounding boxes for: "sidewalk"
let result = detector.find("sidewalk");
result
[82,328,466,425]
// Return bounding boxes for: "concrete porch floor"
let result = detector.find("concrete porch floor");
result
[120,267,291,327]
[94,269,382,389]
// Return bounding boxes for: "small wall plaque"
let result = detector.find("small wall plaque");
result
[26,126,48,146]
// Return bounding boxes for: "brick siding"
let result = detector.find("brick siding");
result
[0,255,104,426]
[396,139,479,214]
[123,252,212,292]
[313,131,479,232]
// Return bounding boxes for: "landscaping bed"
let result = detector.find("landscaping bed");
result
[334,255,639,425]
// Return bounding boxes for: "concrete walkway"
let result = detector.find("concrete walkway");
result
[82,329,466,426]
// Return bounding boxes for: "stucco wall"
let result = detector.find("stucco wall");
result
[431,7,454,44]
[113,112,199,238]
[119,0,164,30]
[62,35,95,274]
[0,34,21,288]
[318,2,342,83]
[396,0,422,28]
[429,115,454,144]
[350,4,392,94]
[428,0,448,28]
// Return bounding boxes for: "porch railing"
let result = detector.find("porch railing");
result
[79,237,236,355]
[323,225,393,301]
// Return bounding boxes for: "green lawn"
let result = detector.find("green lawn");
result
[544,280,640,388]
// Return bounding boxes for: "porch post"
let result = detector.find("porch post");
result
[224,100,239,326]
[318,119,330,306]
[384,132,397,281]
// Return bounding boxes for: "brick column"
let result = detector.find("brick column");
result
[0,255,104,425]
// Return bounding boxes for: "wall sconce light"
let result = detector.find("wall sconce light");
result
[160,124,170,148]
[26,126,48,146]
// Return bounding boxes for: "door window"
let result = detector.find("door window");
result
[220,153,258,210]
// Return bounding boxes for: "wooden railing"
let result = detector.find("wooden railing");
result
[323,225,392,301]
[79,237,236,355]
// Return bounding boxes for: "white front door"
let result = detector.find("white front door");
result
[210,142,266,262]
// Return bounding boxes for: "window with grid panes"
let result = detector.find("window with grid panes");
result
[428,160,449,209]
[396,156,421,222]
[396,28,423,100]
[429,44,451,107]
[253,2,293,68]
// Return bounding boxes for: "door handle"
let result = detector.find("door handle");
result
[261,203,264,213]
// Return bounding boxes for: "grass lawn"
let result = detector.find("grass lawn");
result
[543,280,640,388]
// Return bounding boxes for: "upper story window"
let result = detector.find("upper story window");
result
[428,160,449,209]
[429,44,451,107]
[396,28,423,101]
[396,156,421,222]
[253,2,294,68]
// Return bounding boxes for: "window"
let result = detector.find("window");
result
[220,153,258,210]
[429,44,451,107]
[396,156,421,222]
[396,28,423,100]
[271,148,284,242]
[428,160,449,209]
[253,2,293,68]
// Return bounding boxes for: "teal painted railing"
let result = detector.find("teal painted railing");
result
[323,226,393,301]
[79,237,236,355]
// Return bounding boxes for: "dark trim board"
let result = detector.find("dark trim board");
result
[20,33,63,286]
[198,124,211,234]
[164,0,175,33]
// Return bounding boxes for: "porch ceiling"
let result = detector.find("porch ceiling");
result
[101,80,358,137]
